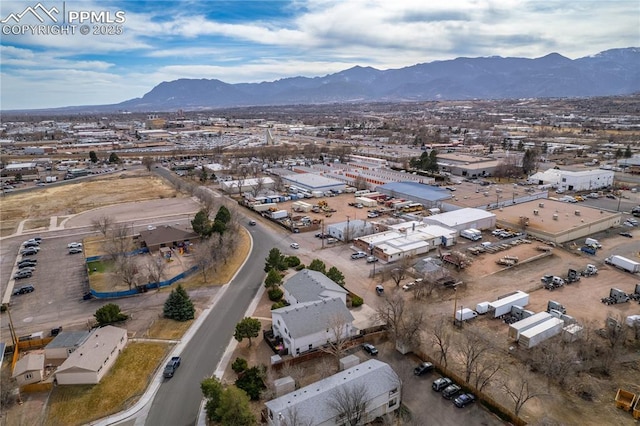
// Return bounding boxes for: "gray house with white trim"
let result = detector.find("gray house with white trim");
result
[282,269,348,305]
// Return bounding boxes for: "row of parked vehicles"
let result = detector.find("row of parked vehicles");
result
[413,360,475,408]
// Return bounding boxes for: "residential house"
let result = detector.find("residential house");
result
[271,298,356,357]
[55,326,127,385]
[12,353,45,386]
[282,269,348,305]
[44,330,91,360]
[264,359,401,426]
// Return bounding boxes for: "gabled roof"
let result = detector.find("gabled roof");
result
[272,298,353,339]
[283,269,347,303]
[46,331,90,350]
[265,359,399,423]
[56,326,126,375]
[12,353,44,377]
[139,225,198,247]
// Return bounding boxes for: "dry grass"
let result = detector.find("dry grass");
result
[45,342,169,426]
[147,317,194,340]
[0,172,178,236]
[23,218,50,230]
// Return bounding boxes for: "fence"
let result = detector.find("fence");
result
[85,247,150,263]
[90,265,199,299]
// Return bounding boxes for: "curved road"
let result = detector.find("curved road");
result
[144,221,280,426]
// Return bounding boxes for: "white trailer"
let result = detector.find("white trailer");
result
[605,255,640,273]
[455,308,478,322]
[292,201,312,212]
[355,196,377,207]
[488,291,529,318]
[518,317,564,348]
[508,312,553,341]
[460,228,482,241]
[253,203,277,212]
[270,210,289,220]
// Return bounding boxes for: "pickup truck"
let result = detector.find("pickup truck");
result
[163,356,181,378]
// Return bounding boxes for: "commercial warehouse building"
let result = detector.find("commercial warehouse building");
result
[422,208,497,233]
[527,168,614,192]
[375,181,451,209]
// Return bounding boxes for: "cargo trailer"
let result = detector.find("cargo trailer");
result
[488,291,529,318]
[518,317,564,348]
[508,312,553,341]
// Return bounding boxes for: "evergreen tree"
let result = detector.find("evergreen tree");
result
[326,266,346,286]
[235,366,266,400]
[522,149,537,175]
[201,377,224,422]
[163,285,195,321]
[89,151,98,163]
[94,303,128,326]
[264,268,283,288]
[215,386,256,426]
[200,167,208,182]
[108,152,120,164]
[308,259,327,274]
[427,149,439,172]
[191,209,212,237]
[234,317,261,346]
[625,145,632,158]
[215,206,231,224]
[264,248,286,272]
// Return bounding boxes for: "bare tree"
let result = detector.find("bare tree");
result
[278,407,314,426]
[319,314,354,364]
[353,175,369,191]
[316,358,336,380]
[390,267,407,288]
[472,358,501,392]
[376,292,425,352]
[431,317,452,369]
[326,383,369,426]
[105,223,134,260]
[528,341,576,387]
[249,176,267,197]
[146,254,168,287]
[113,254,138,290]
[192,240,215,283]
[142,156,155,172]
[502,370,546,416]
[458,330,493,383]
[91,215,113,238]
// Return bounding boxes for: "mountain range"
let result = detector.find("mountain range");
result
[20,47,640,113]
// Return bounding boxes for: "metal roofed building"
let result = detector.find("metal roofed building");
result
[423,208,496,232]
[281,173,346,192]
[271,298,356,357]
[45,330,91,360]
[375,181,451,209]
[264,359,401,426]
[527,168,614,192]
[326,219,376,242]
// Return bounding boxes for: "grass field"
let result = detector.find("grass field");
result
[0,172,179,237]
[45,342,169,426]
[147,317,194,340]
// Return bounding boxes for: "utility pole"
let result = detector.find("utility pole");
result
[453,287,458,326]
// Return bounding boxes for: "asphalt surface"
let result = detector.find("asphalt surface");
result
[144,221,280,426]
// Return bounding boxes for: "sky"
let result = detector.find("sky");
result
[0,0,638,110]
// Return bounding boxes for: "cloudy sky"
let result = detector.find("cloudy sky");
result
[1,0,638,110]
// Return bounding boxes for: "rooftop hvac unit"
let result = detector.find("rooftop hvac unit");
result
[533,209,539,216]
[575,210,581,216]
[539,202,545,208]
[553,214,559,221]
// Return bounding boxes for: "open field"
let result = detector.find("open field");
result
[147,317,194,340]
[0,171,180,236]
[44,342,169,426]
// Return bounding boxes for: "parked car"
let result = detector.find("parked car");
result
[20,248,39,256]
[17,262,37,269]
[16,266,36,273]
[442,384,462,399]
[362,343,378,356]
[69,247,83,254]
[432,377,453,391]
[17,259,37,266]
[248,220,257,226]
[402,281,415,291]
[163,356,181,378]
[413,362,435,376]
[290,243,299,249]
[14,270,33,279]
[620,232,633,238]
[375,285,384,295]
[351,251,367,259]
[454,393,475,408]
[606,194,617,199]
[366,256,378,263]
[23,241,40,248]
[13,285,35,295]
[67,242,83,248]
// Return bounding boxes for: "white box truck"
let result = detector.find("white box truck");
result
[476,302,490,314]
[455,308,478,321]
[605,255,640,274]
[518,317,564,348]
[270,210,289,220]
[488,291,529,318]
[508,312,553,341]
[460,228,482,241]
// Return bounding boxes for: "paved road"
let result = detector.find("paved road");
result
[144,221,279,426]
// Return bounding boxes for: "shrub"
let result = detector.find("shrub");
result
[235,366,266,400]
[294,263,306,271]
[285,256,301,268]
[271,301,288,310]
[231,357,248,374]
[351,295,364,307]
[268,287,283,301]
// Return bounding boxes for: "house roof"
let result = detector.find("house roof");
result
[283,269,347,303]
[272,298,354,339]
[265,359,399,423]
[56,326,127,375]
[423,207,495,228]
[12,353,45,377]
[45,331,91,350]
[139,225,198,247]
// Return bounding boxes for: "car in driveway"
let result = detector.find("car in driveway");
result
[13,285,35,295]
[442,384,462,399]
[362,343,378,356]
[413,362,434,376]
[453,393,475,408]
[67,242,83,249]
[290,243,299,249]
[432,377,453,391]
[351,251,367,259]
[14,270,33,279]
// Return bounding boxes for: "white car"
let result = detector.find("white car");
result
[290,243,299,249]
[67,242,83,248]
[402,281,415,291]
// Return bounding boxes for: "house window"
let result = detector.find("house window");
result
[296,348,300,355]
[389,398,397,408]
[308,344,312,351]
[389,387,398,396]
[25,373,33,379]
